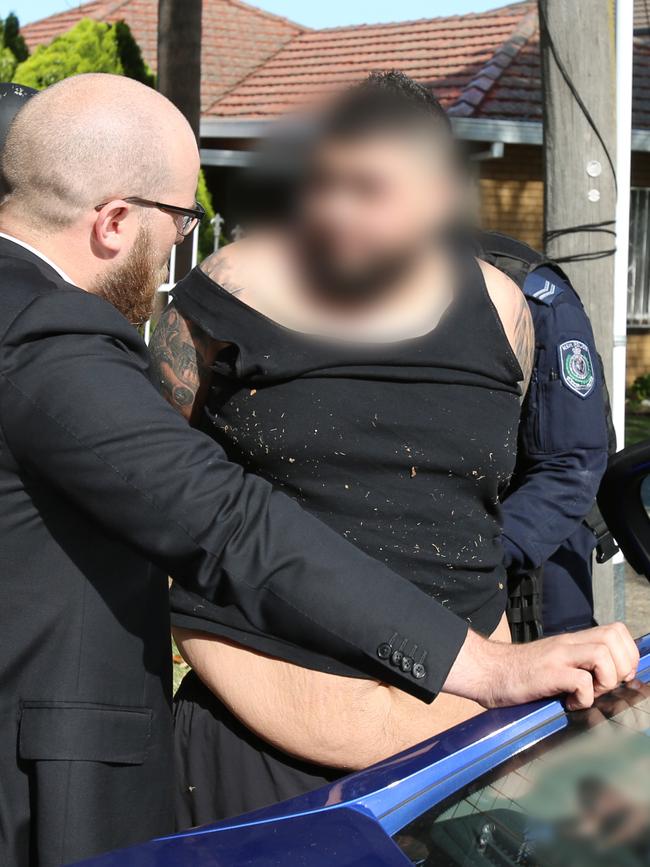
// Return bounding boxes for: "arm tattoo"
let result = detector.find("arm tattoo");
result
[149,303,216,421]
[200,249,244,295]
[513,291,535,400]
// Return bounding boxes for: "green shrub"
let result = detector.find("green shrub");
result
[13,18,153,90]
[3,13,27,63]
[0,45,16,80]
[0,12,29,80]
[628,373,650,403]
[196,170,216,262]
[113,20,153,85]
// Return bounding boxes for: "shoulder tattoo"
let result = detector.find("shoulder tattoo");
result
[200,249,244,295]
[513,291,535,399]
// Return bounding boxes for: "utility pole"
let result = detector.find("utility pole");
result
[538,0,620,624]
[157,0,203,286]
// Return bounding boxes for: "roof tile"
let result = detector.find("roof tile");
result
[20,0,303,112]
[19,0,650,130]
[208,2,537,119]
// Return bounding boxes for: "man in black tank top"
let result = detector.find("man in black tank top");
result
[150,73,637,825]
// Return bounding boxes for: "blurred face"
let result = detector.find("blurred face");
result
[298,131,461,300]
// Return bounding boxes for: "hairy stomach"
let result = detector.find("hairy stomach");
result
[173,614,510,771]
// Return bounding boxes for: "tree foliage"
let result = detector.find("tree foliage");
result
[196,170,216,261]
[3,13,28,62]
[113,20,153,86]
[9,13,217,261]
[0,45,15,81]
[0,13,29,81]
[13,18,153,90]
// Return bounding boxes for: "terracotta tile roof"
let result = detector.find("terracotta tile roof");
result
[208,0,650,131]
[207,2,534,118]
[20,0,304,113]
[19,1,650,130]
[468,9,541,123]
[20,1,114,50]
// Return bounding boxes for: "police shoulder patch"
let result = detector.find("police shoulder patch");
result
[523,266,567,305]
[558,339,595,398]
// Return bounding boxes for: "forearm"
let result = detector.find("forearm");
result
[174,627,384,769]
[443,621,638,711]
[175,628,482,770]
[502,449,607,572]
[175,619,640,771]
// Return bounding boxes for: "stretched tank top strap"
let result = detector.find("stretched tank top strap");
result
[427,249,522,389]
[172,267,289,380]
[172,267,253,344]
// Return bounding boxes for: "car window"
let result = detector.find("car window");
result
[394,681,650,866]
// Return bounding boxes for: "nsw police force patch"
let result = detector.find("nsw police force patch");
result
[558,339,595,398]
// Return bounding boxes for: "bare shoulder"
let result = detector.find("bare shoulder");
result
[478,258,534,394]
[150,233,293,421]
[477,258,522,330]
[200,232,294,309]
[199,237,255,294]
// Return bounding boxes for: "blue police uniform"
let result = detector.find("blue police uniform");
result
[502,265,609,634]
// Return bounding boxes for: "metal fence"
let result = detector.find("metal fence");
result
[143,225,199,344]
[629,187,650,326]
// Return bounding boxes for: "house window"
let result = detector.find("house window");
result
[629,188,650,326]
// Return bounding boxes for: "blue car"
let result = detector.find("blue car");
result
[75,443,650,867]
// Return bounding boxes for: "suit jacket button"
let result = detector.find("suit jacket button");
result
[377,643,392,660]
[412,663,426,679]
[401,656,413,673]
[391,649,404,666]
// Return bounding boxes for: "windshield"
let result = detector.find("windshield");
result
[394,680,650,866]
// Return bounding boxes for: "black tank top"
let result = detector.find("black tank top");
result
[170,252,523,676]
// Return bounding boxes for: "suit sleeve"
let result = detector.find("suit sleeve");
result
[502,292,609,574]
[0,289,467,700]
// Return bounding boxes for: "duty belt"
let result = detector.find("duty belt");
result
[584,502,619,564]
[506,569,544,643]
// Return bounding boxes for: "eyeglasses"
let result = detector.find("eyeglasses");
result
[95,196,206,236]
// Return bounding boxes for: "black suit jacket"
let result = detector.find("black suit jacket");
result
[0,238,467,865]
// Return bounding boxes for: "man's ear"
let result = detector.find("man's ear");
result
[91,200,130,260]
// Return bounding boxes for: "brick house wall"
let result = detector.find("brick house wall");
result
[479,146,650,387]
[627,330,650,385]
[479,144,544,249]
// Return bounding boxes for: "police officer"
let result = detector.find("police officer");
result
[479,233,611,639]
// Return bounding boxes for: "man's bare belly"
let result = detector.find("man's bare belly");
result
[174,613,510,771]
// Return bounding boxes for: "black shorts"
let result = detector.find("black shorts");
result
[173,670,343,829]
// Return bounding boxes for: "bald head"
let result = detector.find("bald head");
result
[1,73,198,231]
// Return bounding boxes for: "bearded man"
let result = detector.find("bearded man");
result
[1,72,599,866]
[150,72,638,825]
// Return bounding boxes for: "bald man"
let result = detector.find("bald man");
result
[0,73,638,866]
[0,73,460,865]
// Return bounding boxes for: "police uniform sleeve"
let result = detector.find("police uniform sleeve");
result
[502,268,609,574]
[0,288,467,700]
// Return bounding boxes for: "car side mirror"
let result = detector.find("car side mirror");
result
[598,439,650,581]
